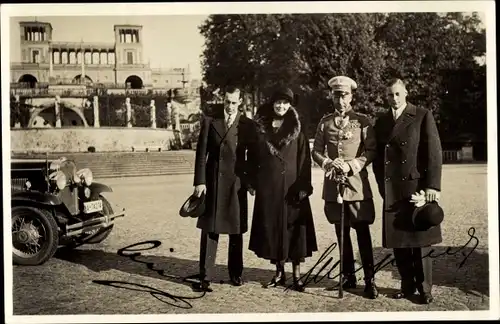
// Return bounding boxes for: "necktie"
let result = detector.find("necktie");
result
[226,115,233,128]
[392,109,398,121]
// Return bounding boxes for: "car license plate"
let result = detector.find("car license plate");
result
[83,200,103,213]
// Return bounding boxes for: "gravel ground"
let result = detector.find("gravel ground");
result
[9,164,493,319]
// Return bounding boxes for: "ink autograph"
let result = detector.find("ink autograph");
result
[92,227,479,306]
[92,241,206,309]
[285,226,480,291]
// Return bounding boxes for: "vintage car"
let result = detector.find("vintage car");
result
[10,156,126,266]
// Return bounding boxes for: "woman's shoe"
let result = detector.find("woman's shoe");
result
[292,278,305,292]
[264,273,286,288]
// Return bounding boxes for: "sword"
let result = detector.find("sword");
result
[326,165,348,298]
[337,176,347,299]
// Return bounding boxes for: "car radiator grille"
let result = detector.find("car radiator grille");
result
[11,178,29,192]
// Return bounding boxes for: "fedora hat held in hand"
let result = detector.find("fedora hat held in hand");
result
[179,192,206,218]
[411,200,444,231]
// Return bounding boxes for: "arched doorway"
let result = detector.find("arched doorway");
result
[125,75,143,89]
[73,74,93,85]
[18,74,38,88]
[28,104,89,128]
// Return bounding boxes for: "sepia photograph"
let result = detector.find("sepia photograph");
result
[1,1,498,323]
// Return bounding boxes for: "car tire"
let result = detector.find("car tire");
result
[12,206,59,266]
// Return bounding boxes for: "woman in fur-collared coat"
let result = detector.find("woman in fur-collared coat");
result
[245,87,318,292]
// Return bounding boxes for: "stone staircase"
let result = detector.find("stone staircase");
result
[11,151,196,179]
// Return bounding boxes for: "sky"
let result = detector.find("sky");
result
[9,15,208,80]
[9,12,486,79]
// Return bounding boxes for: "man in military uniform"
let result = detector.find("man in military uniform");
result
[312,76,378,299]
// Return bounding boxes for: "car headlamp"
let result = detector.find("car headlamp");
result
[49,171,67,190]
[76,168,93,186]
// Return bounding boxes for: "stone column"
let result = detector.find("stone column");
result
[461,144,474,162]
[49,48,53,78]
[125,97,132,128]
[14,95,21,128]
[150,99,156,129]
[55,96,62,128]
[172,102,180,131]
[81,49,86,79]
[166,102,173,130]
[93,95,100,127]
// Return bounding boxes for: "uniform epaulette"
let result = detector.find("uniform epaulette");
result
[352,112,374,127]
[355,112,368,118]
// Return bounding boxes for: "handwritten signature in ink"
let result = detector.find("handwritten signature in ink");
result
[92,241,205,309]
[285,226,480,291]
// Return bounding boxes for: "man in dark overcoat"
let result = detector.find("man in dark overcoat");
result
[312,76,379,299]
[372,79,443,304]
[192,86,253,292]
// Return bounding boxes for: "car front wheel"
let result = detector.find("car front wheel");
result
[12,206,59,266]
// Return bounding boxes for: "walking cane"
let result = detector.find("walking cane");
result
[337,176,347,299]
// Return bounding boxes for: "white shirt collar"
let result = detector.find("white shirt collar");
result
[224,110,237,121]
[392,103,407,120]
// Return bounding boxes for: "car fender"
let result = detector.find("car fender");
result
[89,182,113,196]
[11,191,63,206]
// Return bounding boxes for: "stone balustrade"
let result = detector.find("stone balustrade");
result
[11,127,175,153]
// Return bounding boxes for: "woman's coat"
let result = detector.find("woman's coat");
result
[243,105,318,262]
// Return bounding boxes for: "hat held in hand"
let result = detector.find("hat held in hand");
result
[412,201,444,231]
[179,192,205,218]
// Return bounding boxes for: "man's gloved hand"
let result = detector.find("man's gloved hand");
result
[424,188,440,203]
[193,184,206,197]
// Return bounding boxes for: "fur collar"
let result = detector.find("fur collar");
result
[253,105,301,156]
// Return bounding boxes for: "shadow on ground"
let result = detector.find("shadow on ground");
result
[55,245,279,290]
[54,239,488,301]
[369,246,489,297]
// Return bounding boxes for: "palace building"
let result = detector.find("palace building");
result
[11,20,192,89]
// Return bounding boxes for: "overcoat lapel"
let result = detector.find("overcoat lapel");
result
[211,112,241,141]
[211,116,226,139]
[224,113,241,152]
[224,112,241,139]
[387,103,417,142]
